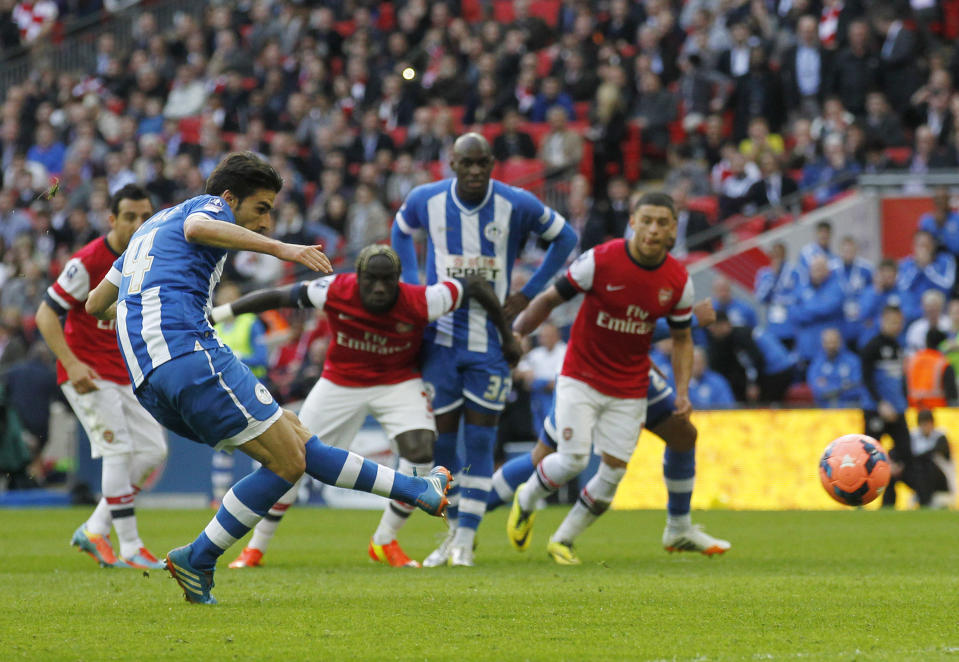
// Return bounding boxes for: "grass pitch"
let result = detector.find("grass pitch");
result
[1,507,957,661]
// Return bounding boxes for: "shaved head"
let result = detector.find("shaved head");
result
[451,132,494,203]
[452,132,492,158]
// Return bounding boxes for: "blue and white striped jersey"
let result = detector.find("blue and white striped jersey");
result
[107,194,233,387]
[393,178,567,353]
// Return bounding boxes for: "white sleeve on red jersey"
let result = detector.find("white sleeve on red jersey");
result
[565,248,596,292]
[425,280,464,322]
[667,276,695,327]
[304,275,336,310]
[46,256,91,311]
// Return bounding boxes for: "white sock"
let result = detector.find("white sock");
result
[102,454,142,558]
[518,453,588,512]
[552,463,626,545]
[666,513,693,531]
[452,525,475,549]
[373,459,430,545]
[248,482,299,552]
[85,497,112,536]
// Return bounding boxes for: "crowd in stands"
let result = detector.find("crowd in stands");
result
[3,0,959,477]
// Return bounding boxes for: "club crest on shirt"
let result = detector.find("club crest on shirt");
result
[562,427,573,440]
[396,322,414,333]
[103,430,114,443]
[254,383,273,405]
[202,197,225,214]
[658,288,673,306]
[483,222,504,242]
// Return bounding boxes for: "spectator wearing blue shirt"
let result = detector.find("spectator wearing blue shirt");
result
[26,123,66,176]
[712,275,758,327]
[754,242,800,346]
[791,255,845,364]
[859,305,912,507]
[689,347,736,409]
[858,258,907,348]
[529,77,575,123]
[897,230,956,323]
[797,220,840,284]
[918,188,959,258]
[800,134,861,207]
[807,327,864,407]
[753,326,797,402]
[835,236,875,348]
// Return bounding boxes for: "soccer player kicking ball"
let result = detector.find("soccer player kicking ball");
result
[211,245,520,569]
[86,153,452,604]
[36,185,167,570]
[506,192,730,564]
[489,300,730,558]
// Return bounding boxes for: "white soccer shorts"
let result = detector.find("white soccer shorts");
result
[552,375,647,463]
[298,377,436,449]
[62,379,166,459]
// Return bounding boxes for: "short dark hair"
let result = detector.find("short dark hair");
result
[111,184,150,216]
[882,304,903,316]
[917,408,934,424]
[816,220,832,232]
[879,257,898,270]
[205,151,283,202]
[633,191,676,217]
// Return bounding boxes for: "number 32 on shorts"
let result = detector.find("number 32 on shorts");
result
[482,375,511,404]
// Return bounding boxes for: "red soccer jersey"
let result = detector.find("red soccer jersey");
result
[560,240,694,398]
[304,273,463,387]
[45,236,131,385]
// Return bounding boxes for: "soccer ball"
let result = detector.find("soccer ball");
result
[818,434,891,506]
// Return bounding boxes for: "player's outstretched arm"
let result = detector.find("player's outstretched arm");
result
[463,275,523,365]
[35,301,101,393]
[513,285,564,338]
[86,278,119,321]
[670,326,694,418]
[183,216,332,273]
[211,284,302,324]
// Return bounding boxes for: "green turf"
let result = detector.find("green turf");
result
[0,507,956,661]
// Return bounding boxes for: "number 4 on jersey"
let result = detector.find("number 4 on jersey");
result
[123,228,158,294]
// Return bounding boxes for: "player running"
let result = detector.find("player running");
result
[506,192,730,564]
[212,245,520,569]
[86,152,452,604]
[36,184,167,570]
[391,133,577,566]
[488,301,728,558]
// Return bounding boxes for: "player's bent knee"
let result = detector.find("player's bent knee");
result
[395,429,435,463]
[556,452,591,477]
[657,418,698,453]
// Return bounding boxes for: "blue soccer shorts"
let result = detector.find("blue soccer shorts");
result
[421,341,512,416]
[135,346,281,452]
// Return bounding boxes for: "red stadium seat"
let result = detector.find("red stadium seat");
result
[461,0,484,23]
[493,1,515,22]
[178,116,202,144]
[686,196,718,223]
[529,0,561,26]
[494,158,545,195]
[573,101,590,121]
[480,122,503,143]
[884,147,913,166]
[785,383,815,405]
[388,126,407,146]
[448,105,466,132]
[623,123,642,182]
[520,122,551,150]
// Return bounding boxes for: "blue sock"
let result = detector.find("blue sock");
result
[663,447,696,518]
[458,423,496,531]
[433,430,461,522]
[488,452,536,510]
[190,466,293,570]
[303,436,423,503]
